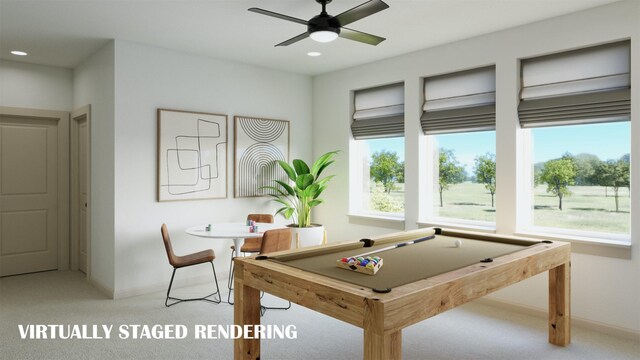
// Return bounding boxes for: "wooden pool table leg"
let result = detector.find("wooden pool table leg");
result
[549,262,571,346]
[234,263,261,360]
[363,299,401,360]
[364,328,401,360]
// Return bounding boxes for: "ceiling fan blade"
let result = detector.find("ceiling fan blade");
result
[248,8,308,25]
[334,0,389,27]
[275,32,310,47]
[339,27,385,46]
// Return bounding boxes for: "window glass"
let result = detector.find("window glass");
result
[431,131,496,223]
[530,122,630,235]
[355,137,405,215]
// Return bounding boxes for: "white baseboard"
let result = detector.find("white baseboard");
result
[112,269,230,300]
[89,277,115,299]
[475,297,640,341]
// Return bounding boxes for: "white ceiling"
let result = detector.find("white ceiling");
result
[0,0,621,75]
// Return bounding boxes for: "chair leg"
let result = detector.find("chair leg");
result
[227,248,236,290]
[225,258,289,313]
[165,268,178,307]
[227,264,235,305]
[260,299,292,316]
[207,261,222,304]
[164,262,222,307]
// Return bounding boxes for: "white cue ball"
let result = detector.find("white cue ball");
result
[454,239,462,248]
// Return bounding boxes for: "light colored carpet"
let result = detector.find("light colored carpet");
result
[1,270,638,360]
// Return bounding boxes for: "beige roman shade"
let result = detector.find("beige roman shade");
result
[519,41,630,128]
[351,83,404,139]
[421,66,496,135]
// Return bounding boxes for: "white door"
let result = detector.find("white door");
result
[0,115,59,276]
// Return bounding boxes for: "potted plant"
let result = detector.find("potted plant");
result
[262,151,339,248]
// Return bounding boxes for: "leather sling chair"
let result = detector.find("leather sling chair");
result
[228,227,292,316]
[227,214,274,291]
[161,224,221,307]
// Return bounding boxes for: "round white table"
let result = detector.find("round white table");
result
[185,222,285,253]
[186,222,287,304]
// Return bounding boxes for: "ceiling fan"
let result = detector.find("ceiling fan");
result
[249,0,389,47]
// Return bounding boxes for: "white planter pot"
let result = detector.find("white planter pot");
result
[288,224,325,249]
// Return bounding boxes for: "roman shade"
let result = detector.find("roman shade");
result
[519,41,630,128]
[421,66,496,135]
[351,83,404,139]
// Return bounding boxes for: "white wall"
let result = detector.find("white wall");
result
[312,0,640,333]
[112,40,313,297]
[0,60,72,110]
[73,41,116,293]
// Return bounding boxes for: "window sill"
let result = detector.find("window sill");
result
[348,213,405,230]
[416,219,496,233]
[514,230,631,259]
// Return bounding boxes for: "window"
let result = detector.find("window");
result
[519,41,631,238]
[350,83,405,217]
[421,66,497,226]
[527,123,630,235]
[430,131,496,223]
[353,137,405,215]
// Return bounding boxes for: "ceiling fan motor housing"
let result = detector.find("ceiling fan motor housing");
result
[316,0,333,6]
[308,13,341,36]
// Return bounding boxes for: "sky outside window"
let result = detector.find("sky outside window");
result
[367,138,405,162]
[532,122,629,161]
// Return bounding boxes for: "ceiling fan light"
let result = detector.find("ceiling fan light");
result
[310,30,339,43]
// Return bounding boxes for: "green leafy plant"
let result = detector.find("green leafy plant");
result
[262,151,339,228]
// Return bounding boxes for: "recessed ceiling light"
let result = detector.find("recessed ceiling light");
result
[11,50,28,56]
[307,52,322,57]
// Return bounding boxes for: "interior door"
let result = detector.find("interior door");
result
[0,115,59,276]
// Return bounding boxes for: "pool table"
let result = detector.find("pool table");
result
[233,227,571,360]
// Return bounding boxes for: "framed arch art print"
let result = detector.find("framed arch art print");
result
[234,115,290,198]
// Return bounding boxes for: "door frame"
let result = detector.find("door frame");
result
[0,106,70,271]
[70,105,91,277]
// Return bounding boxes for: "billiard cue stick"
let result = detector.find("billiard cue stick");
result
[352,235,435,258]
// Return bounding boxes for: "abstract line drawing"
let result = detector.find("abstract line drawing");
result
[234,116,289,198]
[158,109,227,201]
